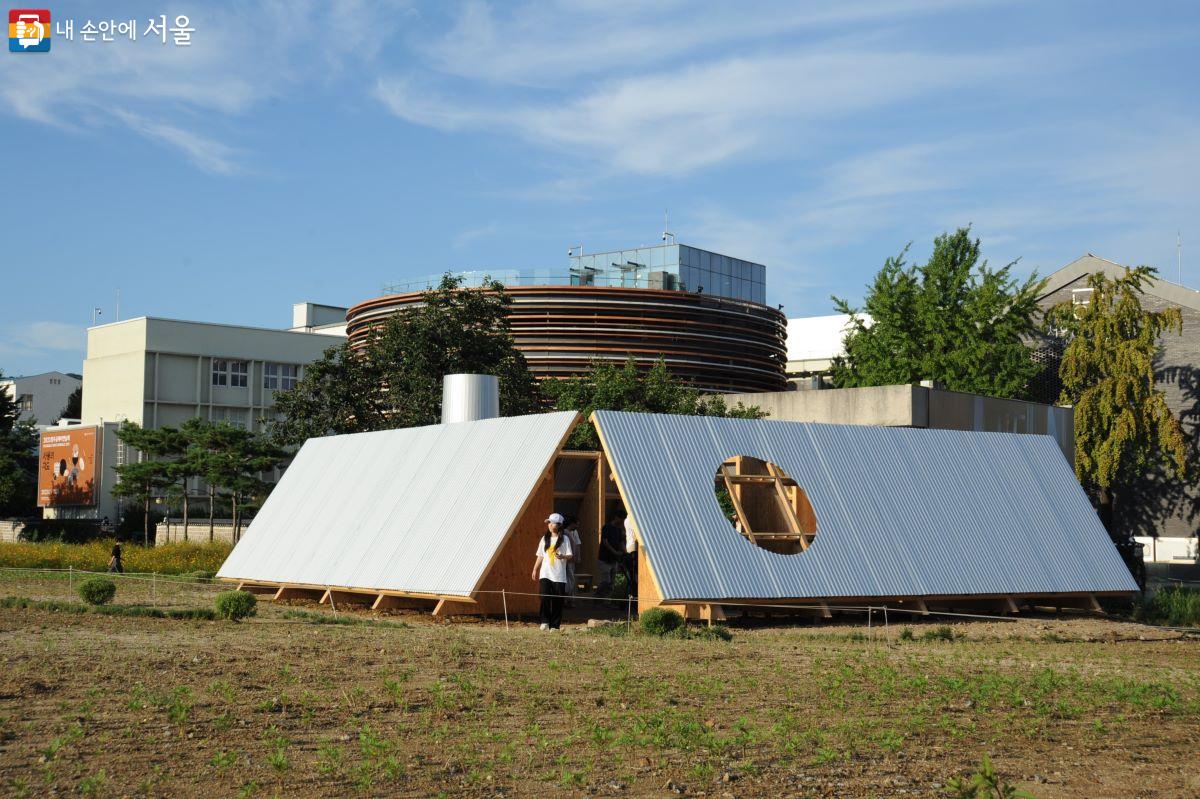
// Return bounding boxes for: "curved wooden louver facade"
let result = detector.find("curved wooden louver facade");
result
[347,286,787,394]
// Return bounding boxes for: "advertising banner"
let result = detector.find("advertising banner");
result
[38,426,99,507]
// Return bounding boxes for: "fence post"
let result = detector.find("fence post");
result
[151,572,156,604]
[69,565,73,594]
[502,589,509,631]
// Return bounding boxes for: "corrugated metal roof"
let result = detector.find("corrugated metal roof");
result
[216,411,578,596]
[592,410,1137,601]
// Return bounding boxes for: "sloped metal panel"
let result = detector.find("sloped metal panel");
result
[216,412,578,596]
[593,410,1138,601]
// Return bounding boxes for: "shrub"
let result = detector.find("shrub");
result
[688,624,733,642]
[1137,586,1200,627]
[640,607,685,636]
[77,577,117,606]
[899,626,915,641]
[921,624,957,642]
[181,570,216,582]
[215,590,257,622]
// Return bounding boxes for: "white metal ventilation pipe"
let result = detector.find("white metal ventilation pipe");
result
[441,374,500,424]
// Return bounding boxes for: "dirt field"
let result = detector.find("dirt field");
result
[0,572,1197,799]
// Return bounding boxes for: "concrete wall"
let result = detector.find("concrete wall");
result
[1,372,81,429]
[0,520,23,543]
[724,384,1074,464]
[156,520,240,546]
[728,384,924,428]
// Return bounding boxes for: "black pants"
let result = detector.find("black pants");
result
[539,578,566,629]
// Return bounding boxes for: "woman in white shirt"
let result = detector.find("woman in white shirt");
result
[531,513,573,630]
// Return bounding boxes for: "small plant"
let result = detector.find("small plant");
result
[946,755,1035,798]
[78,770,107,796]
[921,624,957,642]
[899,626,915,641]
[640,607,685,636]
[215,590,257,622]
[77,577,116,606]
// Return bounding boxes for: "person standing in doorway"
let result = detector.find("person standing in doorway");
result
[531,513,573,630]
[563,516,582,607]
[107,539,124,574]
[597,513,626,596]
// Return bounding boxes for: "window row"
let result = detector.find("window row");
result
[211,360,299,390]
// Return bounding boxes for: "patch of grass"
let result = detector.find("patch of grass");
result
[78,770,107,796]
[0,595,217,621]
[921,625,959,642]
[1137,585,1200,627]
[281,609,410,629]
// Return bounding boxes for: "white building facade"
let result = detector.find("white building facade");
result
[0,371,81,429]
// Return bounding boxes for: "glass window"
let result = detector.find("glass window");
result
[18,394,33,411]
[211,359,228,387]
[264,363,298,391]
[229,361,248,388]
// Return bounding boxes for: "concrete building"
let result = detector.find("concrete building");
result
[724,383,1075,463]
[82,311,345,433]
[351,242,787,394]
[1037,254,1200,568]
[0,371,81,428]
[40,307,348,525]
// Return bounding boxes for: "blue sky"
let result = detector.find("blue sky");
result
[2,0,1197,376]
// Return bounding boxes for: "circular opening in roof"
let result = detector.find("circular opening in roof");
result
[714,456,817,556]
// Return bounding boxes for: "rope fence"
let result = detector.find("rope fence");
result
[1,565,1194,637]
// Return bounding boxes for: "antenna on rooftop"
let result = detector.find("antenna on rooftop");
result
[1178,231,1182,284]
[662,209,675,245]
[116,288,121,322]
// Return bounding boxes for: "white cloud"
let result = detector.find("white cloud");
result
[421,0,988,88]
[112,110,241,175]
[377,43,1040,176]
[0,1,411,173]
[0,322,86,362]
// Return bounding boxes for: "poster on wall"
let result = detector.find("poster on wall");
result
[38,427,99,507]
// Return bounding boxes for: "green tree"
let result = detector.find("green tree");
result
[57,385,82,421]
[0,369,38,516]
[831,228,1045,399]
[111,423,176,545]
[271,274,540,444]
[542,356,766,449]
[203,427,287,542]
[1045,266,1188,541]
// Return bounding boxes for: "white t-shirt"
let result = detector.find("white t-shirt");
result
[536,534,573,584]
[624,516,636,553]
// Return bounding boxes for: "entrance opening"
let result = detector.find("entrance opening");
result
[714,456,817,555]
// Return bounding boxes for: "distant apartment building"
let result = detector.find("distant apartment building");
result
[0,371,81,429]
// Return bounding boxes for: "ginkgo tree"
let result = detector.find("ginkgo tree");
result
[1045,266,1188,542]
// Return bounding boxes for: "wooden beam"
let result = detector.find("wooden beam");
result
[765,461,806,550]
[720,464,757,545]
[1004,596,1020,615]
